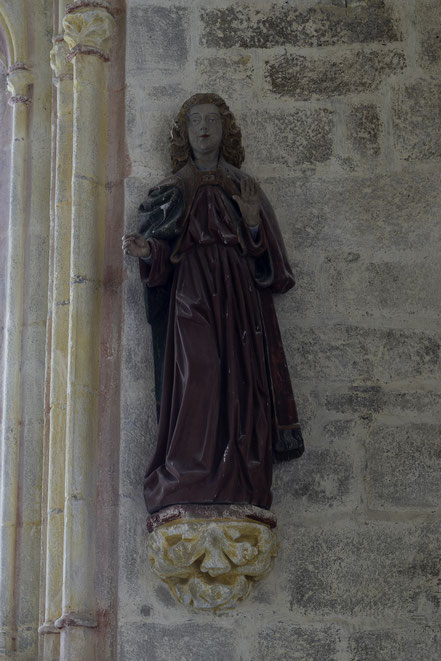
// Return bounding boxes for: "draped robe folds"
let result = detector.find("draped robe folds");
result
[139,158,304,514]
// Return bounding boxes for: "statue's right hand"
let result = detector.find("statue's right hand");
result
[122,233,151,258]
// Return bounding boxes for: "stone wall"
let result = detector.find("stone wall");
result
[122,1,441,659]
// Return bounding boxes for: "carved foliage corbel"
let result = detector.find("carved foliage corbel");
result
[6,63,32,105]
[62,3,115,62]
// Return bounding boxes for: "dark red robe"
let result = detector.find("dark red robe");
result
[139,159,303,514]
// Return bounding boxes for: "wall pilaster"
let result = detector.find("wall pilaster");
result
[55,4,114,659]
[38,37,73,661]
[0,62,32,656]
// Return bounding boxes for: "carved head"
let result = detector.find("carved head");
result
[170,93,245,173]
[148,519,277,611]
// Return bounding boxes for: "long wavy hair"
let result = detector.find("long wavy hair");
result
[170,93,245,173]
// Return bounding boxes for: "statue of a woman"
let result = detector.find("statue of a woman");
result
[122,93,303,515]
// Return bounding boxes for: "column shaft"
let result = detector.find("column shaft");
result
[0,99,28,653]
[40,54,73,660]
[58,53,108,661]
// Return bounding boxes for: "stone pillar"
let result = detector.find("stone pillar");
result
[0,63,32,655]
[38,36,73,661]
[55,4,114,659]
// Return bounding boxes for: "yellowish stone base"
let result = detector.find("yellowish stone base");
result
[147,506,278,611]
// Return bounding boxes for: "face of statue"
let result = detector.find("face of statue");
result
[187,103,222,159]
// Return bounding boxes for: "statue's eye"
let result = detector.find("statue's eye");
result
[189,115,201,125]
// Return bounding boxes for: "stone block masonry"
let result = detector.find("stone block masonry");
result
[120,0,441,659]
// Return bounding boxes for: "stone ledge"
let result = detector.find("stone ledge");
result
[147,503,277,532]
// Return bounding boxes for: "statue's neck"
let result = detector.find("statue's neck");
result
[192,151,220,172]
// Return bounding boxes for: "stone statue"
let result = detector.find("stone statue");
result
[122,93,304,609]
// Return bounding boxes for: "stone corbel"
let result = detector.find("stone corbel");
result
[50,37,73,83]
[147,505,278,611]
[6,63,32,105]
[63,2,115,62]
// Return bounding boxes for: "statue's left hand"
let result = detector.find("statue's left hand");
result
[233,178,260,228]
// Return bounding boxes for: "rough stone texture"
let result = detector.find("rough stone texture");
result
[196,55,254,100]
[317,255,441,319]
[272,446,355,510]
[265,48,406,100]
[415,0,441,72]
[283,325,440,384]
[201,2,401,49]
[348,625,441,661]
[392,80,441,160]
[118,622,238,661]
[126,6,189,73]
[239,109,334,168]
[366,423,441,509]
[347,103,382,157]
[285,521,440,618]
[261,170,441,253]
[252,624,341,661]
[325,387,441,419]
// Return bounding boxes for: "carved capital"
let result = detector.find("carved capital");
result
[148,510,278,611]
[62,6,115,62]
[50,38,73,82]
[6,64,33,105]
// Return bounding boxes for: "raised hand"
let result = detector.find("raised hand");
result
[233,177,260,228]
[122,232,151,258]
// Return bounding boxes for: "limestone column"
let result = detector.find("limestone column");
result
[55,4,114,659]
[0,63,32,654]
[38,36,73,661]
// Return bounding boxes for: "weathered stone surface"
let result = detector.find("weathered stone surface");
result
[196,55,254,100]
[252,624,341,661]
[286,388,319,437]
[118,622,238,661]
[278,251,441,325]
[285,521,440,617]
[240,109,334,168]
[261,169,441,253]
[117,497,152,617]
[125,105,174,172]
[283,325,440,383]
[322,418,361,445]
[348,625,441,661]
[272,446,354,509]
[265,48,406,100]
[392,80,441,160]
[201,2,401,49]
[347,103,382,156]
[317,255,441,320]
[127,6,189,73]
[415,0,441,71]
[148,516,277,611]
[325,387,441,418]
[366,423,441,509]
